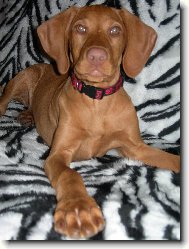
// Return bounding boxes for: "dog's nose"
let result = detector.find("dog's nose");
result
[87,48,108,65]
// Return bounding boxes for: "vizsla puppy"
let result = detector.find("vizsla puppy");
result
[0,5,180,239]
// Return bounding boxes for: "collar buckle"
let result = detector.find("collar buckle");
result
[82,84,104,99]
[71,73,123,100]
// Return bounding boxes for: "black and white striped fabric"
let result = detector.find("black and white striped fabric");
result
[0,0,180,240]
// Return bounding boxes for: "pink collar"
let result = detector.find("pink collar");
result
[71,73,123,100]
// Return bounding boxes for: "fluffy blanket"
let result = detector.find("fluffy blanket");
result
[0,0,180,240]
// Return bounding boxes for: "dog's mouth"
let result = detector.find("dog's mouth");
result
[88,69,105,77]
[74,64,116,83]
[74,69,113,83]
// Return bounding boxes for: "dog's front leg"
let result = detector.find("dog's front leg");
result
[44,148,104,239]
[120,141,180,173]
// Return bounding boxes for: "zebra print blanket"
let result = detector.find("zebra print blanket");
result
[0,0,180,240]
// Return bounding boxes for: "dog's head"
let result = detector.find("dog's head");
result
[37,5,157,83]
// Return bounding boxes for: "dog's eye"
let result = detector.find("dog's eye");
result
[76,24,87,34]
[110,26,121,36]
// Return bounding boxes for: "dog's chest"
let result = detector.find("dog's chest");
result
[74,115,123,160]
[66,91,130,161]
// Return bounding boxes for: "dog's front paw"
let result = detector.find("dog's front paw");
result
[173,155,180,173]
[54,196,105,239]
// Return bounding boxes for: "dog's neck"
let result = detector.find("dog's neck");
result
[71,73,123,100]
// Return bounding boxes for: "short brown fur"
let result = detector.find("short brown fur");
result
[0,5,180,239]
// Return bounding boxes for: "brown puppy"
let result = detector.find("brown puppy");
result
[0,5,180,239]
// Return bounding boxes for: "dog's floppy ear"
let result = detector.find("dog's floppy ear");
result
[120,9,157,78]
[37,7,78,74]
